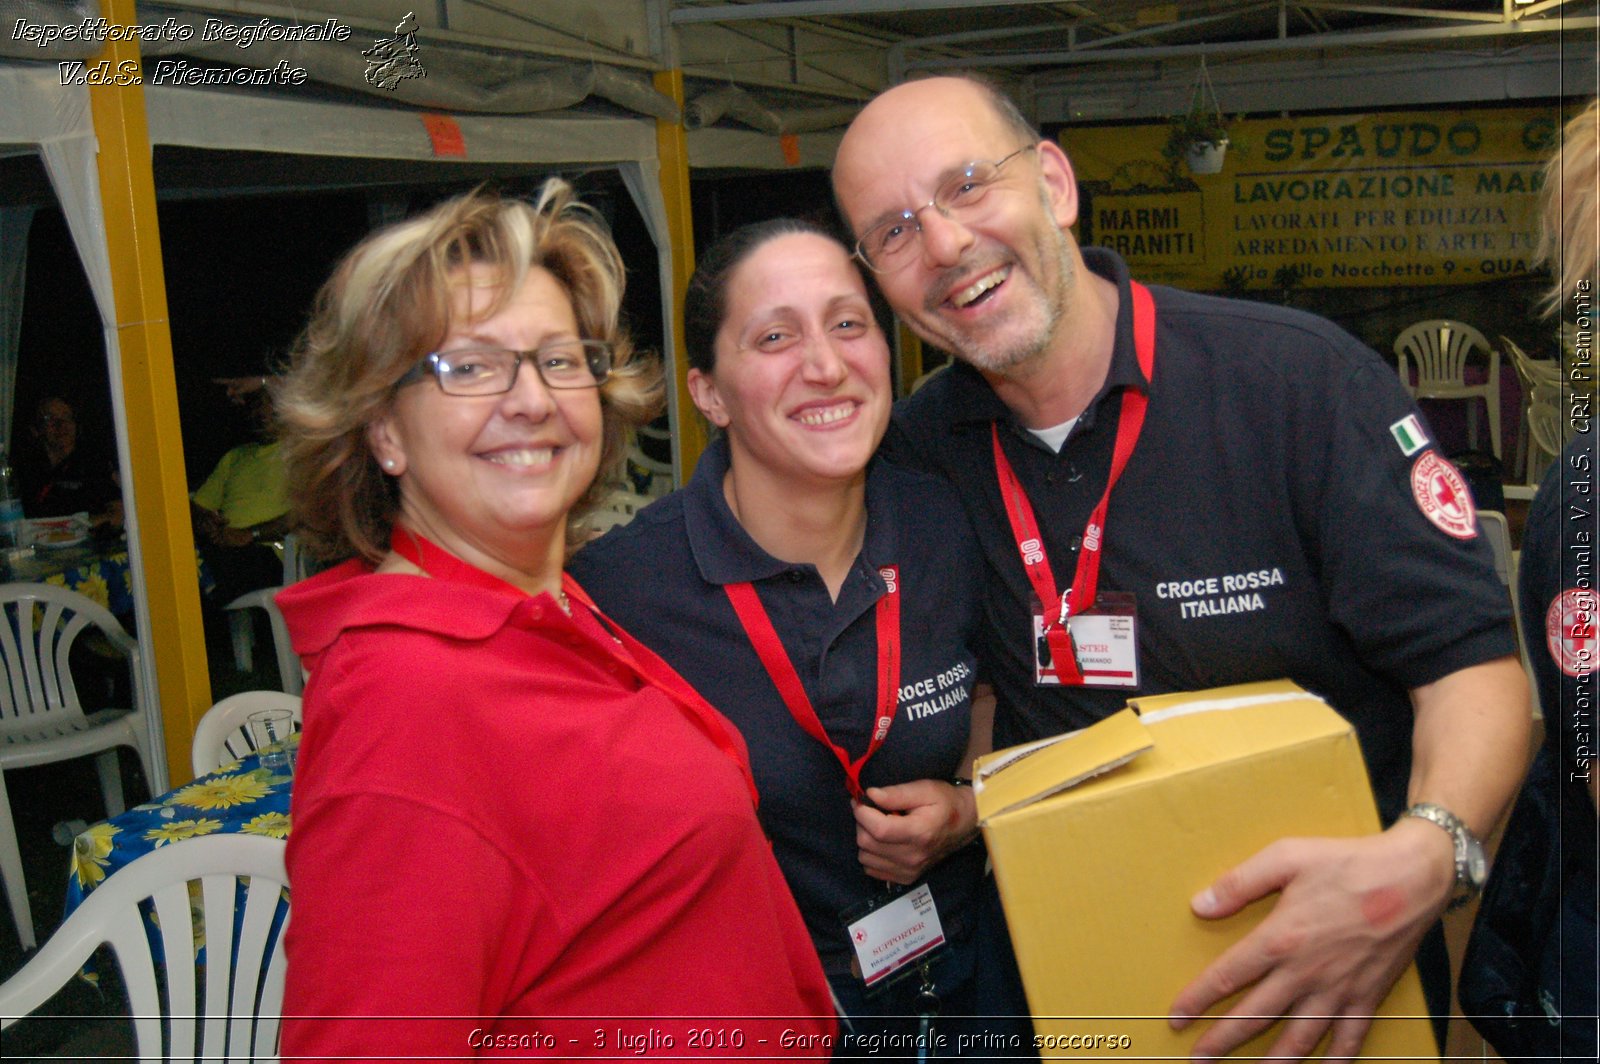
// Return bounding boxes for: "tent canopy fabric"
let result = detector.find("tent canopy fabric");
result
[0,56,676,788]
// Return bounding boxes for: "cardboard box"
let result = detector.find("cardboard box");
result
[974,680,1438,1060]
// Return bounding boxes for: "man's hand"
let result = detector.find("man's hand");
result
[192,503,227,542]
[1169,819,1454,1062]
[853,779,978,885]
[215,526,255,548]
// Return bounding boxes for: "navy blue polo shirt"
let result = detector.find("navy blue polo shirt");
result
[1509,422,1597,1059]
[1519,422,1598,825]
[883,248,1516,824]
[568,436,987,981]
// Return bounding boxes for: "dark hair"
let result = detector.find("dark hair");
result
[684,217,877,375]
[35,395,79,423]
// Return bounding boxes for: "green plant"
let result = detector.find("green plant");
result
[1161,57,1243,180]
[1273,263,1309,305]
[1219,265,1254,298]
[1162,108,1230,161]
[1161,108,1235,182]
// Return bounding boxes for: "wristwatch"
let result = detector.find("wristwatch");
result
[1402,802,1487,911]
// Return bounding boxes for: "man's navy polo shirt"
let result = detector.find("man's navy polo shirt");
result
[569,436,987,980]
[883,248,1515,824]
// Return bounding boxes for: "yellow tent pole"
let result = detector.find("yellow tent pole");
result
[90,0,211,787]
[653,69,705,482]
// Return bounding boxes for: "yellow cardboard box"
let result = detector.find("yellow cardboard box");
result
[973,680,1438,1061]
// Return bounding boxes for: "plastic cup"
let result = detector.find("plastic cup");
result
[248,708,295,773]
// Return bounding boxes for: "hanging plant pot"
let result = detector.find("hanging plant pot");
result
[1185,138,1229,174]
[1161,58,1237,183]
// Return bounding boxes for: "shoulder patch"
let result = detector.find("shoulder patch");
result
[1389,414,1430,457]
[1546,588,1598,679]
[1409,451,1477,539]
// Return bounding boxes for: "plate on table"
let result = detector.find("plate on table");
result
[35,529,89,549]
[22,515,91,549]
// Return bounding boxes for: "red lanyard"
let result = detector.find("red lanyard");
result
[390,528,761,808]
[991,282,1156,680]
[723,566,900,802]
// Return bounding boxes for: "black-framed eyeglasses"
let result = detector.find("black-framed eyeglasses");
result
[853,145,1037,272]
[402,340,613,396]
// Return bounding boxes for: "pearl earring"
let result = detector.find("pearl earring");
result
[383,459,396,471]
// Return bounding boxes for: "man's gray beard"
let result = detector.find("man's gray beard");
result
[957,225,1075,376]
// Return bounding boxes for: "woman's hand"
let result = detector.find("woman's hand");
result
[853,779,978,884]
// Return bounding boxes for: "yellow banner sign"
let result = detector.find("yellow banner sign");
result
[1063,106,1566,290]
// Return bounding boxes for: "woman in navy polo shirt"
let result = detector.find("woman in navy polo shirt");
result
[570,219,1031,1054]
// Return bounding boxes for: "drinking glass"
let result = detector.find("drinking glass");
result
[248,708,296,773]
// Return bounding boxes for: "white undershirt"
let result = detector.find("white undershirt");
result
[1027,415,1080,453]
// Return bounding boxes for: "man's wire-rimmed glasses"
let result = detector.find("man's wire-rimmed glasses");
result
[853,145,1037,272]
[403,340,613,395]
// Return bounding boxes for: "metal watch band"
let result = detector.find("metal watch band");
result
[1402,801,1486,910]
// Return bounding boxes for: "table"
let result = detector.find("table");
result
[64,737,294,965]
[5,540,216,616]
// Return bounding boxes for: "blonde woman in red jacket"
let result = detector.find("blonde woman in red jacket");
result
[272,182,835,1059]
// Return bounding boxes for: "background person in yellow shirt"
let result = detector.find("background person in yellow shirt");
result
[191,377,289,603]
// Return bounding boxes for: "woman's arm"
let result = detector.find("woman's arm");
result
[280,792,530,1060]
[852,683,994,884]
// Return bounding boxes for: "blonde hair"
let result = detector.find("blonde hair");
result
[276,181,663,564]
[1536,99,1600,317]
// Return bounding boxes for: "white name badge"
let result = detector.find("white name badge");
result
[846,884,946,988]
[1033,591,1140,688]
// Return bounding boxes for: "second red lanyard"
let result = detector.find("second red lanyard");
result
[991,281,1156,683]
[725,566,900,802]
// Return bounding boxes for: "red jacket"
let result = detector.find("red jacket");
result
[278,560,836,1060]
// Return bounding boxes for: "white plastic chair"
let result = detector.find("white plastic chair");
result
[191,692,303,777]
[0,833,290,1062]
[1394,319,1501,459]
[0,583,156,951]
[224,588,304,697]
[225,533,312,691]
[585,488,653,537]
[1501,336,1563,483]
[1526,383,1569,486]
[0,787,24,952]
[628,422,675,497]
[278,533,313,586]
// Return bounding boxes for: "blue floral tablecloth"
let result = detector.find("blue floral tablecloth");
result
[65,740,295,974]
[7,543,216,617]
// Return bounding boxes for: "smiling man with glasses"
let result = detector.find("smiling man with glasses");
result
[853,146,1035,274]
[834,74,1530,1062]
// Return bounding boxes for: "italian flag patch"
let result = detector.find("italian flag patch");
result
[1390,414,1430,456]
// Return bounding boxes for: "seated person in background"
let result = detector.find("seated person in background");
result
[191,380,290,601]
[15,395,122,525]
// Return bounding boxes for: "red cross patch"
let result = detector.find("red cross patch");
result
[1546,587,1598,679]
[1409,452,1477,539]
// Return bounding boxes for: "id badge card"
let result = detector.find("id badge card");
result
[1032,591,1140,688]
[842,884,946,992]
